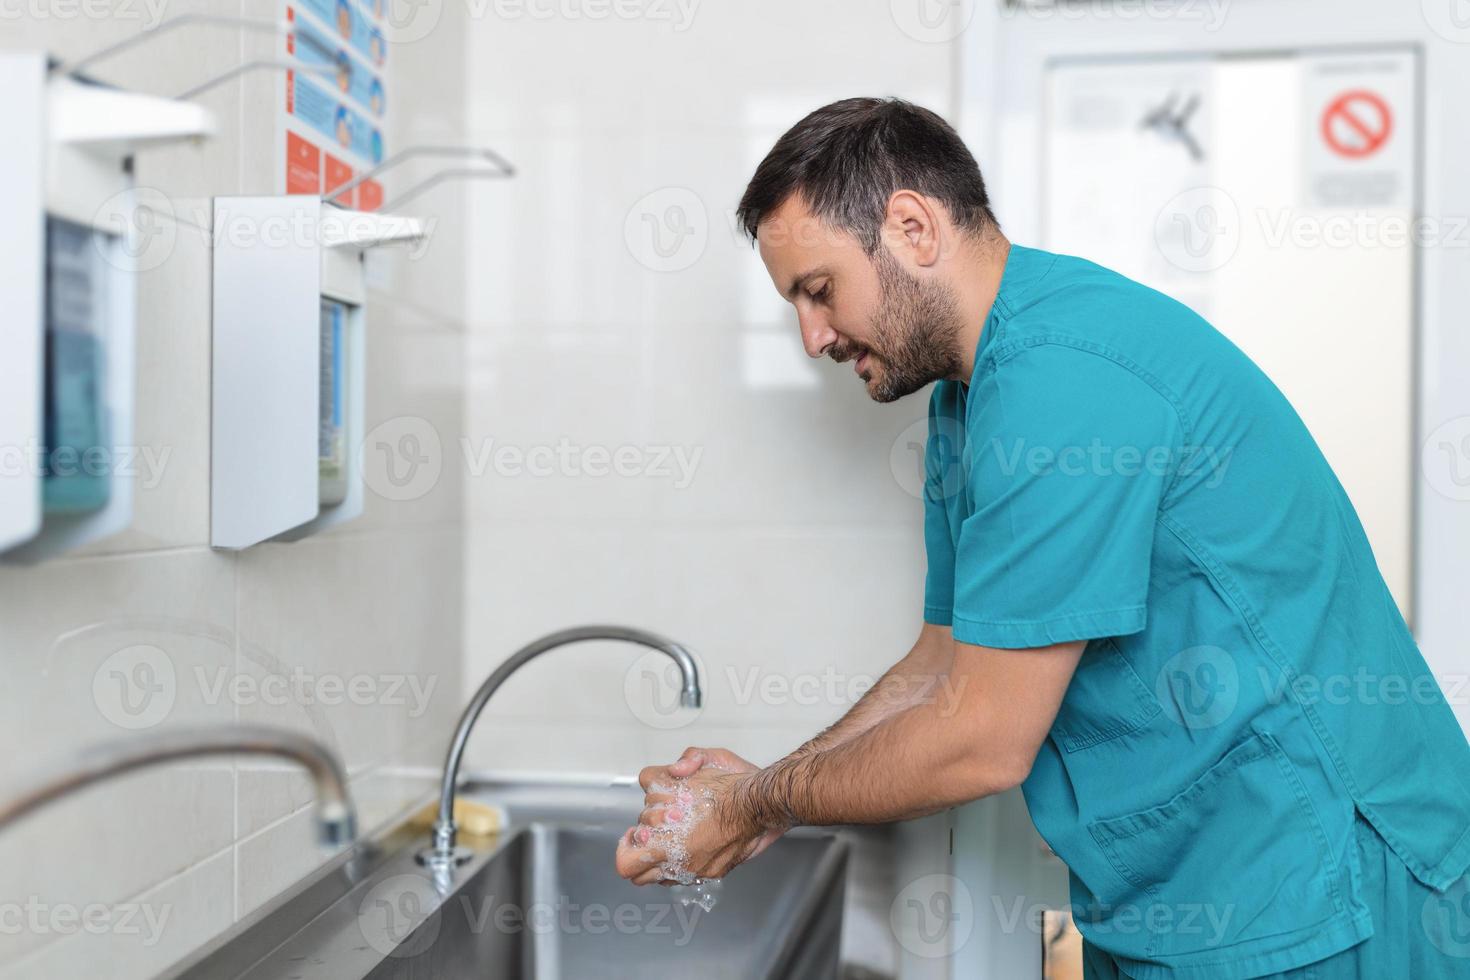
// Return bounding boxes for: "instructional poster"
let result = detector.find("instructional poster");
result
[1043,48,1420,619]
[278,0,389,210]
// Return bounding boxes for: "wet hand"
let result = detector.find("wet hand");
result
[613,747,784,886]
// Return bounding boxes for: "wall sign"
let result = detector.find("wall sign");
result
[278,0,390,211]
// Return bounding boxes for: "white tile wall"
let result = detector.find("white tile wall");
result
[1,1,962,975]
[460,0,953,775]
[0,2,471,976]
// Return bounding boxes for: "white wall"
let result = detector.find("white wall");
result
[0,4,471,976]
[459,6,956,974]
[460,0,952,777]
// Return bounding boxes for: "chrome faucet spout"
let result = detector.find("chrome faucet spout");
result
[420,625,702,868]
[0,725,357,847]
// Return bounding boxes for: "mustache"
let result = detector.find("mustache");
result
[827,342,868,364]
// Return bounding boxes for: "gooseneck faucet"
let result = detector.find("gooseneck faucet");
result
[0,725,358,846]
[419,625,702,869]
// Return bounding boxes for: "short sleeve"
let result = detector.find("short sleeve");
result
[921,384,964,625]
[951,344,1181,649]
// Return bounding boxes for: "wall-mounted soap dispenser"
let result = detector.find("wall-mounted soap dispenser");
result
[0,52,215,562]
[210,197,426,549]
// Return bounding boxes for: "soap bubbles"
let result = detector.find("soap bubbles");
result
[637,779,722,911]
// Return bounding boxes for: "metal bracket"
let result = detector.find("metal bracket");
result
[56,13,340,99]
[324,145,517,212]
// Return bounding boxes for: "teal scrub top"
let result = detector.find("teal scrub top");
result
[922,244,1470,979]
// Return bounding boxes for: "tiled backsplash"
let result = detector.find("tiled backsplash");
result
[0,4,471,976]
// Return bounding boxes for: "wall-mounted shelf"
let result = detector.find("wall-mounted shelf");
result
[210,196,427,549]
[0,52,215,562]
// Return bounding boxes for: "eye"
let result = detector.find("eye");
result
[809,282,832,303]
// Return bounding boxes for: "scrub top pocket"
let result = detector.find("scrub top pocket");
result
[1085,731,1346,964]
[1052,638,1162,753]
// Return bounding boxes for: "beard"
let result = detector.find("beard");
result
[833,249,965,403]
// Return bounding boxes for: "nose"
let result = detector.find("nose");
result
[797,309,839,359]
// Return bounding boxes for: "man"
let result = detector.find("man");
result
[613,98,1470,978]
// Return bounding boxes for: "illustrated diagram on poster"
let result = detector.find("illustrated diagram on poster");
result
[278,0,389,210]
[1043,48,1420,619]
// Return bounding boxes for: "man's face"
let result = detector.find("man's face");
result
[757,196,963,403]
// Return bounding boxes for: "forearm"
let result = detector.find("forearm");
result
[790,623,956,759]
[731,639,1086,831]
[733,695,1021,829]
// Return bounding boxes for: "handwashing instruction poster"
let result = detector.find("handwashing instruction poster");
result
[277,0,389,210]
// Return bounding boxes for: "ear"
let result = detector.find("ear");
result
[883,190,943,269]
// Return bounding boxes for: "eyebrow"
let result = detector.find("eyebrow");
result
[785,267,832,301]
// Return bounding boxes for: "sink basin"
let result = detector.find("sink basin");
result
[366,825,846,980]
[166,780,848,980]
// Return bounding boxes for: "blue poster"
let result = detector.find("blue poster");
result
[292,74,384,164]
[295,17,385,117]
[298,0,386,69]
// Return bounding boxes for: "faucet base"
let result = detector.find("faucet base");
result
[415,845,473,869]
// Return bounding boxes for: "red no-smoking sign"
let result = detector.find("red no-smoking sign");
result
[1321,90,1393,159]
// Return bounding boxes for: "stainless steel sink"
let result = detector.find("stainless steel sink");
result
[164,778,848,980]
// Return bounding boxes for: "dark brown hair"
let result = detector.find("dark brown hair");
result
[736,97,997,254]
